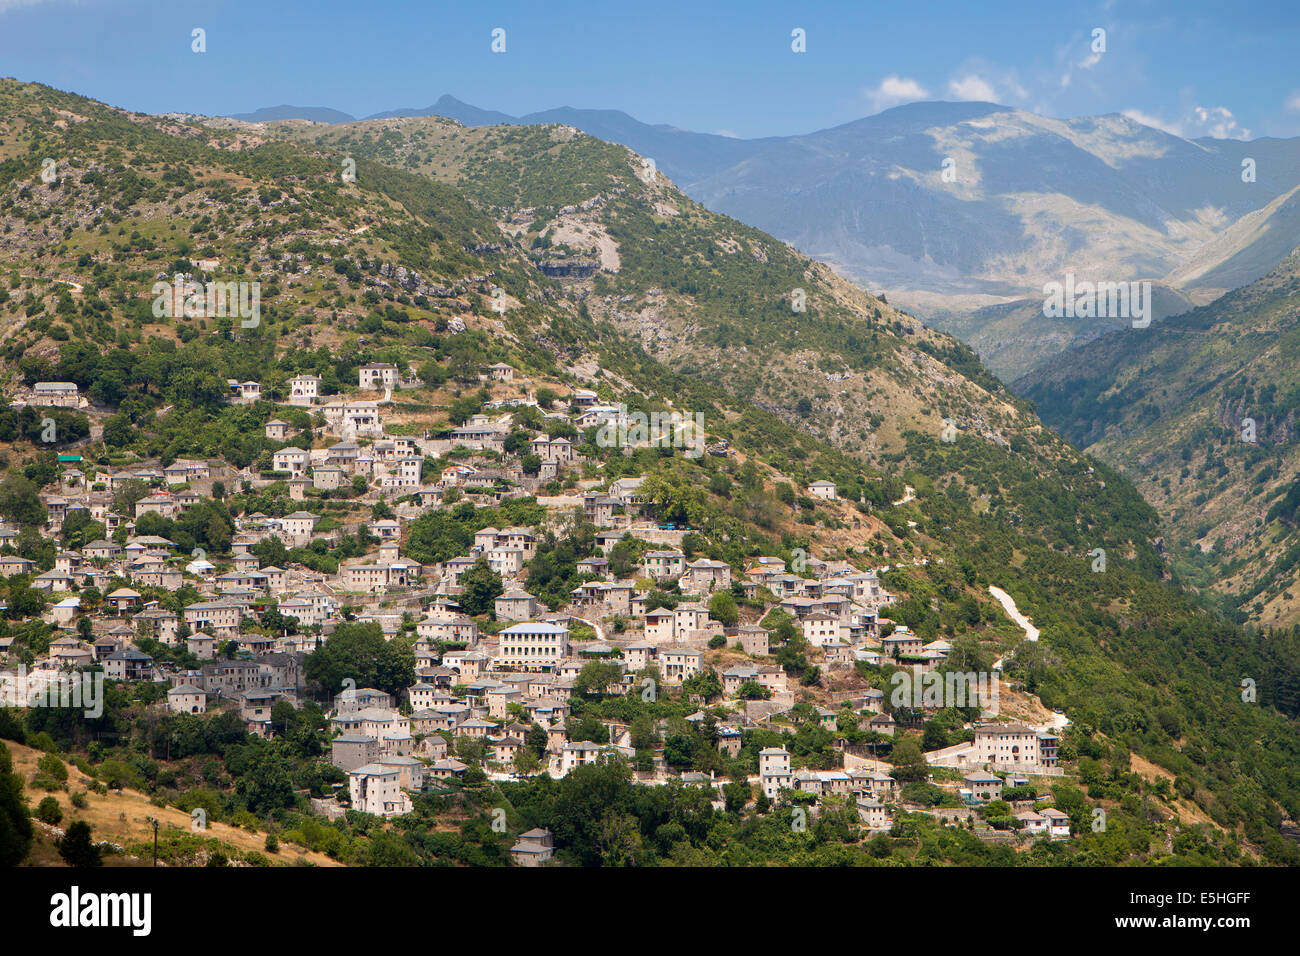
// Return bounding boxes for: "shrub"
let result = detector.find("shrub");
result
[58,821,102,868]
[37,753,68,787]
[35,796,63,825]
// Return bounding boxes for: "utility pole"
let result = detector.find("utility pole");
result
[150,817,159,867]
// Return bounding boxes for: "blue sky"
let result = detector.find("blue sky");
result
[1,0,1298,140]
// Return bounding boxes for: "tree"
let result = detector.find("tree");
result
[549,761,635,866]
[723,781,751,814]
[635,473,707,527]
[664,732,697,769]
[525,722,548,756]
[235,749,296,815]
[594,810,641,866]
[459,557,503,618]
[708,590,738,627]
[448,391,486,426]
[574,661,623,697]
[102,413,134,448]
[922,721,949,751]
[365,830,419,866]
[0,474,46,526]
[37,753,68,787]
[682,668,722,702]
[304,622,415,697]
[5,586,44,620]
[607,537,644,577]
[0,743,33,866]
[252,535,290,568]
[629,713,658,750]
[889,735,930,784]
[566,714,607,744]
[111,478,151,517]
[60,509,104,551]
[58,820,102,868]
[513,747,540,776]
[503,429,531,455]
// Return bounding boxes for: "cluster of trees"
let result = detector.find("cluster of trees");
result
[404,499,547,566]
[0,406,89,447]
[303,622,415,698]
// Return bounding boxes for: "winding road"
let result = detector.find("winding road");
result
[988,586,1039,641]
[987,586,1069,730]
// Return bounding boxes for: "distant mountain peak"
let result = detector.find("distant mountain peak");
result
[364,96,517,125]
[227,104,356,124]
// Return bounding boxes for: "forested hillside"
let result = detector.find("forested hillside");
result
[1017,250,1300,633]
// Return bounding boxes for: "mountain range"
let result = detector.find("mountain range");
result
[227,96,1300,380]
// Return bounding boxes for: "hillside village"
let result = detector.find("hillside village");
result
[0,79,1290,870]
[0,352,1076,862]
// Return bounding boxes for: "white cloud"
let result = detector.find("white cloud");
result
[948,75,998,102]
[1122,105,1252,141]
[1061,53,1102,89]
[1285,91,1300,112]
[864,75,929,112]
[1059,29,1108,88]
[1191,106,1250,140]
[1122,109,1184,137]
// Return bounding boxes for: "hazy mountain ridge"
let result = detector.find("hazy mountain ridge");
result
[229,104,358,124]
[226,97,1300,378]
[924,282,1198,381]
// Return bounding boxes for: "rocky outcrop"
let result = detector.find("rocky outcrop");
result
[535,258,599,279]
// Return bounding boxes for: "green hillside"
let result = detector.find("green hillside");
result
[1017,250,1300,634]
[0,80,1298,865]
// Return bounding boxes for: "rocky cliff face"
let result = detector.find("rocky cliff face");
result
[535,258,600,279]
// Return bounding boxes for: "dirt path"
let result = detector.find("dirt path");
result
[20,274,83,293]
